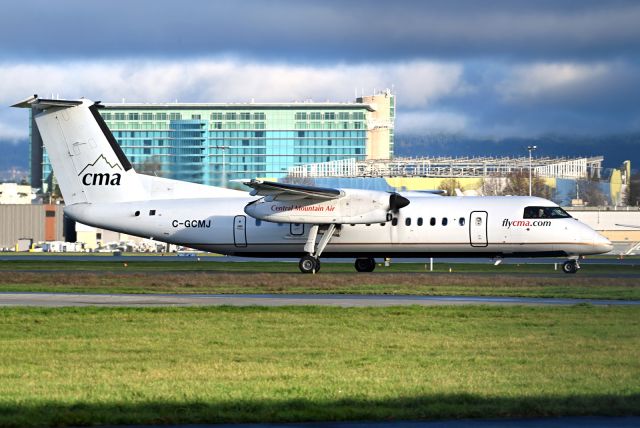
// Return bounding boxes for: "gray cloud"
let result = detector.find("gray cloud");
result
[1,1,639,61]
[1,1,639,145]
[0,58,465,140]
[3,57,640,141]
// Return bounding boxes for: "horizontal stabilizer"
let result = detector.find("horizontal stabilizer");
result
[12,95,83,110]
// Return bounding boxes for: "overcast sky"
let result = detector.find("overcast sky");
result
[1,0,639,141]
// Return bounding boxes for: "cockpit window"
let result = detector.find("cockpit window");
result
[523,206,572,219]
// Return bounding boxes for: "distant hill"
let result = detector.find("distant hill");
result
[394,133,640,170]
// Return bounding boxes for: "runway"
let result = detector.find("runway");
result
[2,254,639,265]
[1,292,638,307]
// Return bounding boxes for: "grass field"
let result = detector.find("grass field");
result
[0,305,638,427]
[1,258,638,273]
[1,260,639,300]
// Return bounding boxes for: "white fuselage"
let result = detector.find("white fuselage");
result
[65,194,612,258]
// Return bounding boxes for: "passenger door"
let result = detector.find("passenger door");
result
[469,211,488,247]
[233,215,247,247]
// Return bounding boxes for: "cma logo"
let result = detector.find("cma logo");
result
[78,154,123,186]
[82,172,121,186]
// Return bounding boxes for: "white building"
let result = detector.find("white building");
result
[0,183,36,204]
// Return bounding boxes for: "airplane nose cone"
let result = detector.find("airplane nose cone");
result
[594,233,613,254]
[389,193,410,211]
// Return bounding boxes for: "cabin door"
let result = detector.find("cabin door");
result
[469,211,488,247]
[233,215,247,247]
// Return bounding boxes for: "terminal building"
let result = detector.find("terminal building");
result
[29,91,395,191]
[286,156,630,206]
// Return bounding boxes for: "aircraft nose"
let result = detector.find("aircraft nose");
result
[593,233,613,254]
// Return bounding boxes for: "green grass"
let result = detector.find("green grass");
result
[0,306,638,427]
[0,260,639,300]
[0,259,638,274]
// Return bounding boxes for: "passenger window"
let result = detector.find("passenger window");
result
[417,217,423,226]
[149,209,156,216]
[134,211,140,217]
[459,218,465,226]
[392,218,398,226]
[255,219,262,226]
[380,223,385,226]
[430,217,436,226]
[405,218,411,226]
[442,218,448,226]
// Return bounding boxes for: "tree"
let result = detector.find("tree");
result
[438,178,464,196]
[578,178,607,206]
[503,171,551,198]
[136,157,163,177]
[625,172,640,206]
[480,177,503,196]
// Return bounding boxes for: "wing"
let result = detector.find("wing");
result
[243,179,342,201]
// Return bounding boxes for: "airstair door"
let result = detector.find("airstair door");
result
[233,215,247,247]
[469,211,488,247]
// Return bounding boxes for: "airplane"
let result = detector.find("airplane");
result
[13,95,613,274]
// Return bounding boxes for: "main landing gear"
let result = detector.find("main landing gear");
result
[354,257,376,272]
[562,259,580,274]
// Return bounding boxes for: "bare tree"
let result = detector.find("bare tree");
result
[626,172,640,206]
[481,177,503,196]
[578,178,607,206]
[136,156,163,177]
[504,171,551,198]
[438,178,464,196]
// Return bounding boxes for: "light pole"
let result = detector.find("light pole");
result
[527,145,537,196]
[213,145,230,188]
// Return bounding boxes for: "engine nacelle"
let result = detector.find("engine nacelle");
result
[244,189,409,224]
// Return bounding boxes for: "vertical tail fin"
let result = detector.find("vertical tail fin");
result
[13,96,147,205]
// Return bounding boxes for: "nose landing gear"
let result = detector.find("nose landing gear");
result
[298,224,335,274]
[562,259,580,274]
[299,255,320,274]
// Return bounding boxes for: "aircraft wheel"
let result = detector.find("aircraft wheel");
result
[355,257,376,272]
[299,255,319,274]
[562,260,579,274]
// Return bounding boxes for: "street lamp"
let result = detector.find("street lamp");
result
[213,145,230,188]
[527,145,537,196]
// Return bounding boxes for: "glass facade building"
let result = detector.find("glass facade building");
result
[33,92,395,191]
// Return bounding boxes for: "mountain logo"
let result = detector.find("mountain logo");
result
[78,154,123,186]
